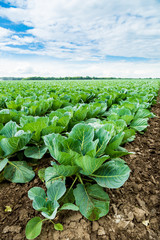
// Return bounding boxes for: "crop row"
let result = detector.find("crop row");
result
[0,80,160,239]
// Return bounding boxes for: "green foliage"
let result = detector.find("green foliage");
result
[0,158,8,171]
[38,168,45,182]
[68,123,95,155]
[0,121,33,157]
[91,158,131,188]
[130,118,149,132]
[73,184,110,220]
[25,217,43,240]
[45,165,79,187]
[75,155,109,175]
[25,180,68,238]
[21,117,49,142]
[0,109,11,124]
[24,145,47,159]
[59,203,79,211]
[0,121,34,183]
[0,79,159,239]
[54,223,64,231]
[4,161,35,183]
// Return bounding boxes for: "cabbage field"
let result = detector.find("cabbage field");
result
[0,79,160,239]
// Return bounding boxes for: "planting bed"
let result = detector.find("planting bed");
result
[0,93,159,240]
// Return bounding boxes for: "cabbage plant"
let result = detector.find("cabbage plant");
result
[25,123,131,239]
[0,121,35,183]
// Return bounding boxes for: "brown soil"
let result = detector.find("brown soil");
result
[0,96,160,240]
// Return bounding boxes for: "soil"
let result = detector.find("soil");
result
[0,95,160,240]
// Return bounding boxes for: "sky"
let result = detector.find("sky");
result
[0,0,160,78]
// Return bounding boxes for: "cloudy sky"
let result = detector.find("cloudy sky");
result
[0,0,160,77]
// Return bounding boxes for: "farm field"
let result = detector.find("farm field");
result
[0,79,160,240]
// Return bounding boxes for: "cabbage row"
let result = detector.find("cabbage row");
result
[0,80,159,239]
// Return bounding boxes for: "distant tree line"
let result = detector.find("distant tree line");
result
[0,77,23,81]
[0,76,114,81]
[0,76,156,81]
[22,76,116,80]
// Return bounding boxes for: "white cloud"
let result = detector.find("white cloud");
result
[0,27,12,39]
[0,57,160,78]
[0,0,160,59]
[4,0,28,8]
[0,0,160,76]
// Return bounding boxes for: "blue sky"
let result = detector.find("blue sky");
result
[0,0,160,77]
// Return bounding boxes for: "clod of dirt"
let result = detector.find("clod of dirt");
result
[148,229,159,240]
[13,233,23,240]
[97,226,106,235]
[3,225,21,234]
[150,195,159,205]
[19,209,28,221]
[127,212,134,221]
[112,204,118,215]
[65,212,82,222]
[113,214,124,223]
[128,221,134,230]
[92,221,99,231]
[83,233,90,240]
[117,220,130,229]
[68,221,77,228]
[133,207,146,222]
